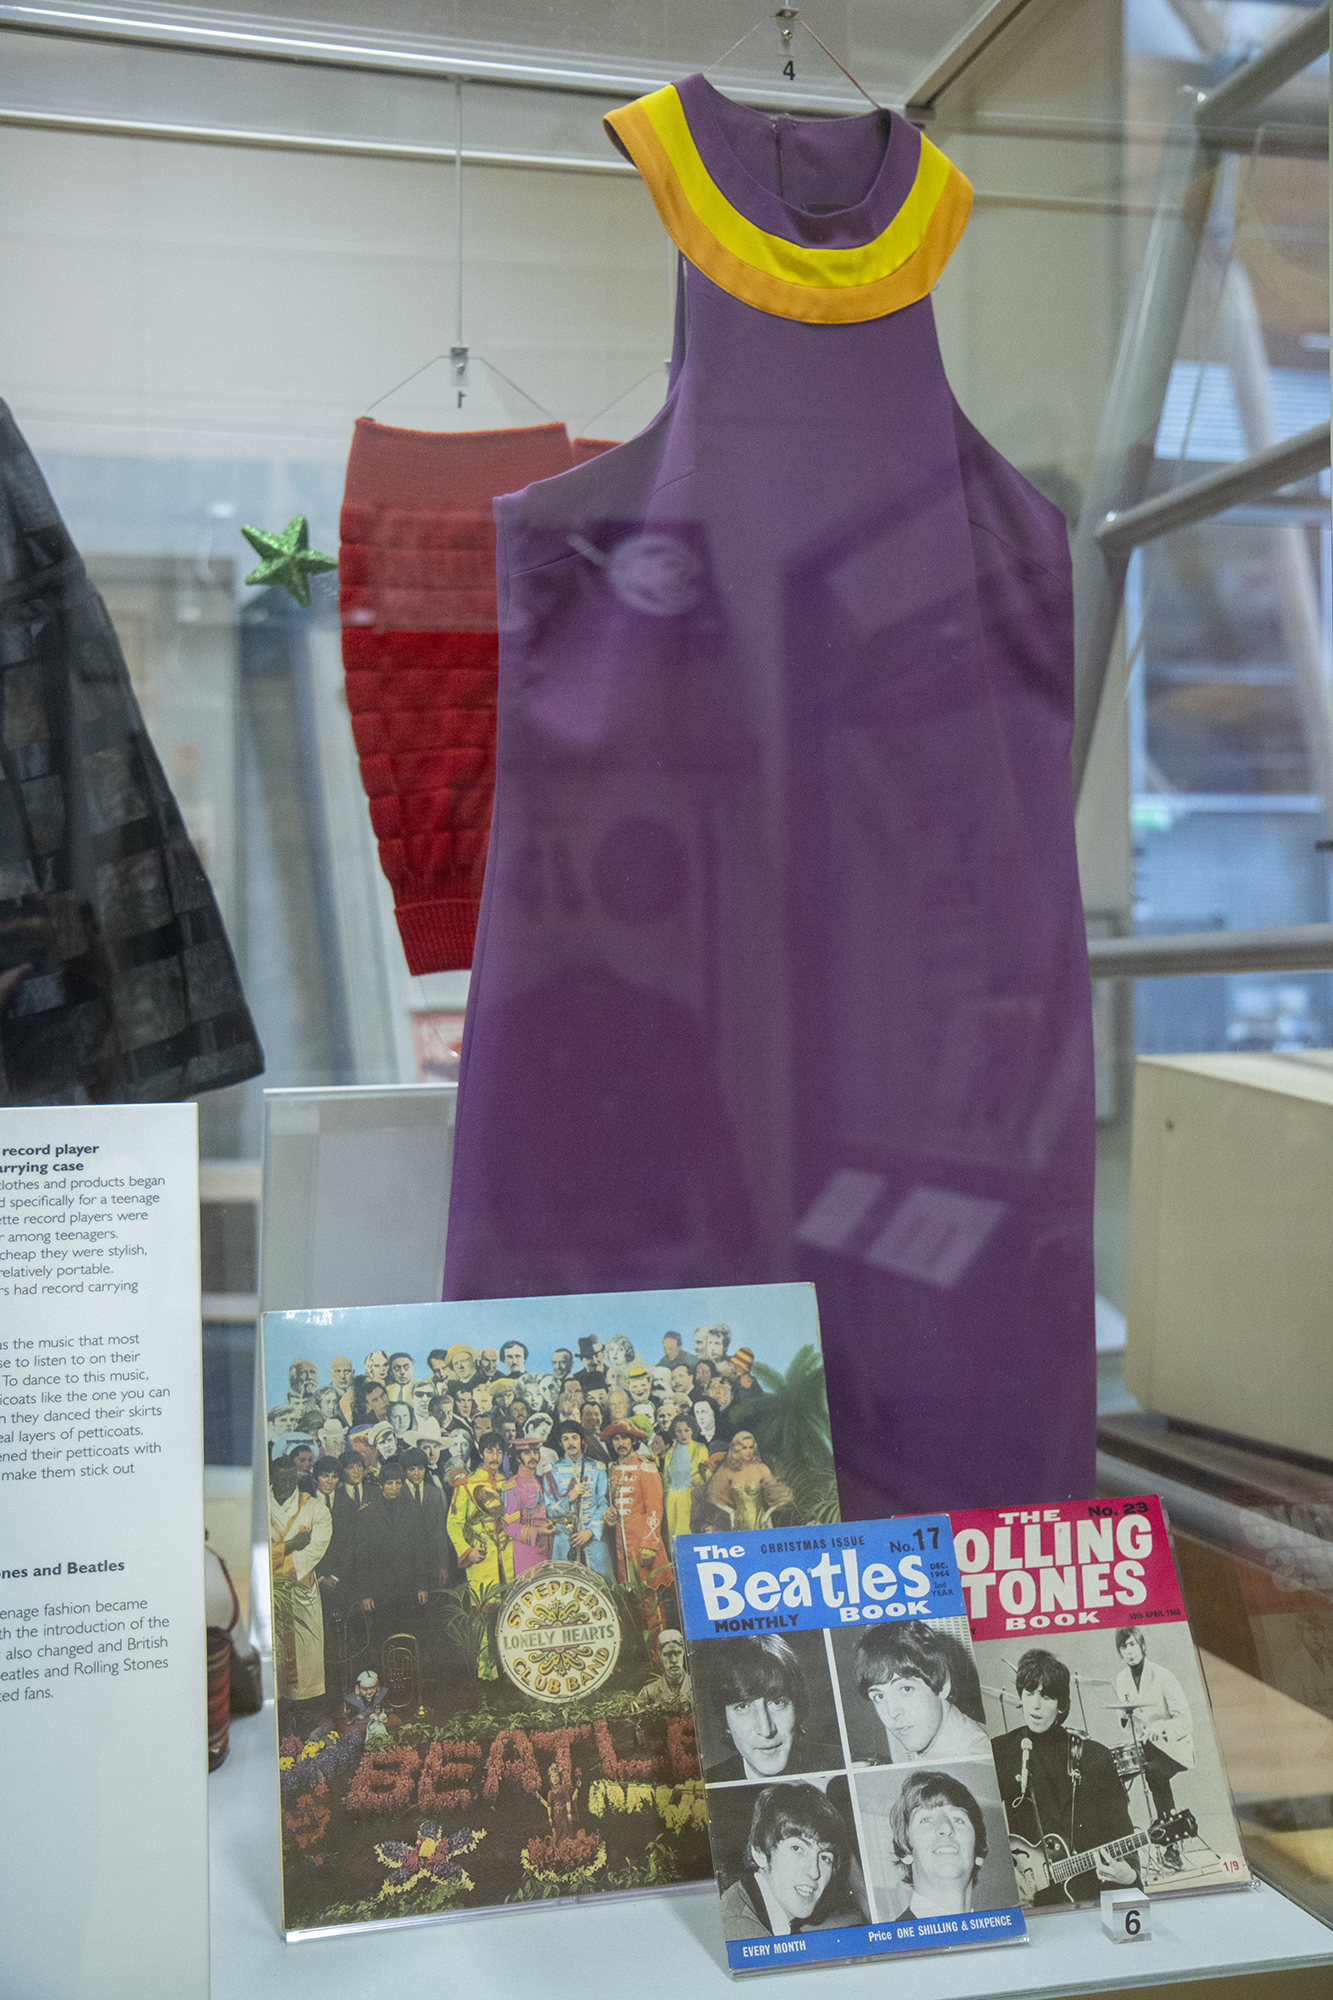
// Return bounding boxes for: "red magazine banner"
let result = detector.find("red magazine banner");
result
[950,1496,1185,1642]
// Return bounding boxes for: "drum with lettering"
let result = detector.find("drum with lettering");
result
[1113,1743,1146,1782]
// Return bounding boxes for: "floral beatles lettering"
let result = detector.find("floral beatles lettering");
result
[264,1285,835,1932]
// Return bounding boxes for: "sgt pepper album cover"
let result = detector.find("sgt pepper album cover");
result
[260,1280,839,1934]
[675,1516,1027,1973]
[950,1495,1250,1910]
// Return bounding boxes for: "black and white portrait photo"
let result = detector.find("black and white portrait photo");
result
[829,1619,988,1767]
[853,1762,1020,1924]
[693,1630,846,1782]
[707,1779,869,1943]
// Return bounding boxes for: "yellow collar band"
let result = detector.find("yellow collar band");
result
[606,84,972,324]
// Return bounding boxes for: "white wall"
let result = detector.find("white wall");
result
[0,127,672,474]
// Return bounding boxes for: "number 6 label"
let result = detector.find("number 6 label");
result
[1101,1890,1152,1942]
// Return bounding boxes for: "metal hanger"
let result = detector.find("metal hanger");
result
[364,353,556,425]
[706,6,882,111]
[363,79,557,426]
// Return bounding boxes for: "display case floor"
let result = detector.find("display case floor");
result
[211,1704,1333,1999]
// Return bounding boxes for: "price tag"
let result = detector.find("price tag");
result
[1101,1890,1151,1942]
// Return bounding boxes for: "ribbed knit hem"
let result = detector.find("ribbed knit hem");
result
[397,898,479,976]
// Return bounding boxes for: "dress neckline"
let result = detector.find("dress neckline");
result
[680,74,928,252]
[603,78,973,325]
[679,73,903,241]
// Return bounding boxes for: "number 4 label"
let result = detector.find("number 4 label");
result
[1101,1890,1151,1942]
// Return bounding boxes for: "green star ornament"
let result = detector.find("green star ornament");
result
[241,514,336,607]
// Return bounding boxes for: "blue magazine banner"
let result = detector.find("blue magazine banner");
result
[677,1518,1027,1973]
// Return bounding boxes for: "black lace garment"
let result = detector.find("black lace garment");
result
[0,400,263,1103]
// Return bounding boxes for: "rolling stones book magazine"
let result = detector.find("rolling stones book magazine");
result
[260,1280,841,1936]
[952,1496,1249,1910]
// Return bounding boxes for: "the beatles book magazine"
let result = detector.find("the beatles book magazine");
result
[675,1515,1028,1972]
[260,1279,840,1934]
[951,1494,1251,1910]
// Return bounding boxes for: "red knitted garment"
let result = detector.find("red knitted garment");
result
[340,418,612,973]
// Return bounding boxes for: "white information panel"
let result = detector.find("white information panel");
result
[0,1103,208,2000]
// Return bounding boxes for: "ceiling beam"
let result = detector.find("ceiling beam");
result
[904,0,1042,121]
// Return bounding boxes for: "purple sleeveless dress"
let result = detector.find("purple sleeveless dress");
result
[443,77,1095,1515]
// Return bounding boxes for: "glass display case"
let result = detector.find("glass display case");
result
[2,2,1331,1991]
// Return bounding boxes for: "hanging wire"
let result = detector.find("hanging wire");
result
[797,17,881,108]
[454,78,465,355]
[581,366,668,437]
[450,78,469,404]
[704,7,879,108]
[362,74,559,422]
[364,353,456,416]
[704,13,779,75]
[363,351,556,421]
[476,354,557,419]
[365,81,470,418]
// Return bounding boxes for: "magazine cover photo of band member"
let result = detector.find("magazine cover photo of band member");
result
[705,1779,870,1944]
[852,1763,1018,1924]
[970,1625,1247,1906]
[262,1281,840,1931]
[828,1619,989,1768]
[694,1632,845,1783]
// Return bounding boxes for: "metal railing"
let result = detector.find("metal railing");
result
[1088,923,1333,981]
[1069,3,1332,796]
[1096,423,1331,558]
